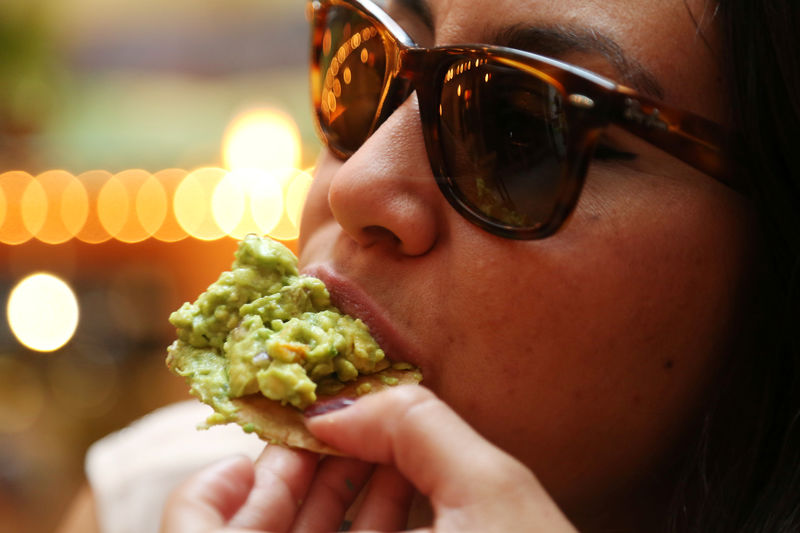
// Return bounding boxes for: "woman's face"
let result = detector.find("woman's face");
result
[299,0,754,526]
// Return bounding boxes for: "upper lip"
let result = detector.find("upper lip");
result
[301,263,421,369]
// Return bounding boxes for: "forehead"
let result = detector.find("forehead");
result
[383,0,725,120]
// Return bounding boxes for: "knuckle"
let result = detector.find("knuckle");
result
[391,386,440,424]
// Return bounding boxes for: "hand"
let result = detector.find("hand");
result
[161,386,577,532]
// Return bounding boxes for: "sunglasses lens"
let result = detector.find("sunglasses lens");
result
[313,4,389,155]
[438,58,569,229]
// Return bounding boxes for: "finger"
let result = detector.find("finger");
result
[160,455,254,533]
[289,457,373,533]
[349,465,414,532]
[228,445,318,532]
[306,386,543,504]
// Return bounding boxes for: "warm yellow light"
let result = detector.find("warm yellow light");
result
[35,170,88,244]
[0,185,6,229]
[249,170,284,236]
[75,170,113,244]
[136,174,168,238]
[97,176,129,239]
[212,168,288,239]
[7,273,79,353]
[62,176,90,239]
[151,169,188,243]
[21,177,47,239]
[113,169,152,244]
[222,108,302,177]
[211,170,249,238]
[174,167,227,241]
[267,213,300,242]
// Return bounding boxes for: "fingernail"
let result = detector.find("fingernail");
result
[304,397,356,418]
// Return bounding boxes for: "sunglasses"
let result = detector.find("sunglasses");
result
[308,0,740,239]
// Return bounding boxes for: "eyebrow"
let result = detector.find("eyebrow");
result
[394,0,665,100]
[491,24,666,100]
[392,0,435,32]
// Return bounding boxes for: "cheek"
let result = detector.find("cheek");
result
[428,177,753,504]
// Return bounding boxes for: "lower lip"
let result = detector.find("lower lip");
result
[302,264,420,368]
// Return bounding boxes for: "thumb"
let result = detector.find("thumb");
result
[305,386,551,506]
[161,455,255,533]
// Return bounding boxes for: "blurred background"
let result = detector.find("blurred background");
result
[0,0,318,531]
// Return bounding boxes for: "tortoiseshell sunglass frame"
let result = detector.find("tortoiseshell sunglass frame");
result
[308,0,741,239]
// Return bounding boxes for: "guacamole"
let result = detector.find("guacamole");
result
[166,235,403,428]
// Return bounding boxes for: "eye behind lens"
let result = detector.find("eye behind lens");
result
[592,142,638,161]
[436,56,570,229]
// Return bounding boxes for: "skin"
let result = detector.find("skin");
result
[161,0,756,531]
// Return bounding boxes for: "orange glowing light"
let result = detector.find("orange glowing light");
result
[35,170,88,244]
[0,186,6,229]
[75,170,114,244]
[152,169,188,242]
[62,176,90,239]
[174,167,227,241]
[112,169,153,243]
[97,175,129,239]
[21,177,47,240]
[136,174,168,238]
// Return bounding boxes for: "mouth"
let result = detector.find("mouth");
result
[301,264,422,371]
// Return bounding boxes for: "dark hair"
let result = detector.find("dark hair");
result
[668,2,800,531]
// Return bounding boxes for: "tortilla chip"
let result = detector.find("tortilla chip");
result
[230,367,422,455]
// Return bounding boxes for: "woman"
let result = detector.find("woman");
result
[162,0,800,531]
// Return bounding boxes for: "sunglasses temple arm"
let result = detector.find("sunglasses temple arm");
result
[611,95,744,191]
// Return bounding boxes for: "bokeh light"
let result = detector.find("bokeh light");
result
[7,273,80,353]
[21,177,47,239]
[0,171,37,244]
[211,169,249,238]
[35,169,89,244]
[113,169,154,243]
[151,168,188,242]
[266,212,300,241]
[97,175,129,240]
[0,184,7,229]
[284,168,314,227]
[174,167,227,241]
[62,173,91,239]
[249,170,286,236]
[217,107,309,241]
[223,108,302,176]
[136,173,168,238]
[0,3,313,532]
[75,170,114,244]
[1,106,312,244]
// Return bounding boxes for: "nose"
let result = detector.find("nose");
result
[325,95,441,256]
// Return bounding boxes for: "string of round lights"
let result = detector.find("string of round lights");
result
[0,106,313,245]
[1,106,313,356]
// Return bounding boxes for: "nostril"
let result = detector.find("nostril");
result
[360,225,402,248]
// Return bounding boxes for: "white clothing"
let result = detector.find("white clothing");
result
[85,400,265,533]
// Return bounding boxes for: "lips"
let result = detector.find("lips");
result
[301,263,422,371]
